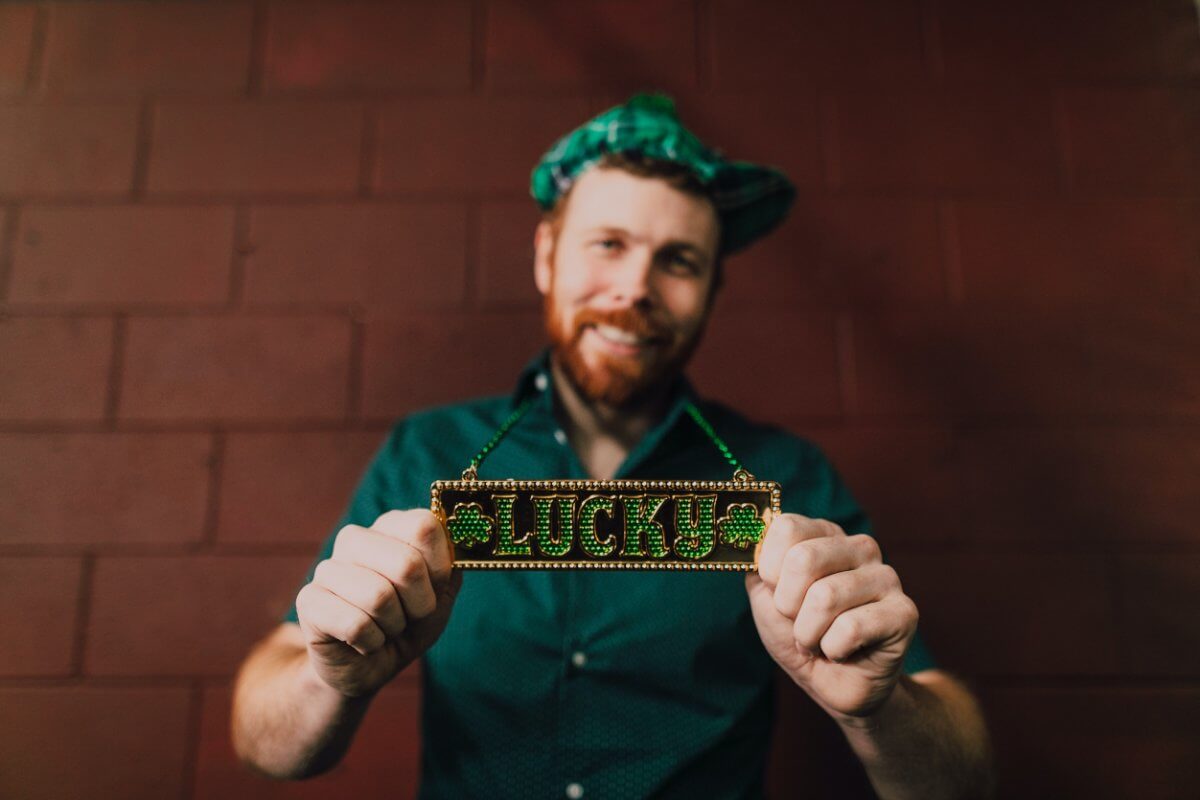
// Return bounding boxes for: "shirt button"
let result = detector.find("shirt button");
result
[554,429,568,445]
[534,372,549,391]
[565,782,584,799]
[570,650,587,669]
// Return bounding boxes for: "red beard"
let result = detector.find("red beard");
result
[543,292,704,408]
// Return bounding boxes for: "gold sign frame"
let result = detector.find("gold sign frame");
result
[430,476,781,571]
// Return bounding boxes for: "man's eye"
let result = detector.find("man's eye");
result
[593,238,623,252]
[668,254,699,273]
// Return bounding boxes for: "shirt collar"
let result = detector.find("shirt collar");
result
[510,347,701,478]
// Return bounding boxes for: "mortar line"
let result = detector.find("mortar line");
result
[24,3,49,93]
[694,0,713,91]
[130,97,155,200]
[104,313,127,425]
[938,199,965,304]
[201,431,225,549]
[346,313,365,421]
[69,553,95,677]
[179,679,205,800]
[918,0,945,81]
[228,204,250,307]
[469,0,487,91]
[1052,89,1077,195]
[358,103,379,197]
[818,91,841,192]
[835,313,857,421]
[463,200,480,309]
[0,203,20,302]
[247,0,270,97]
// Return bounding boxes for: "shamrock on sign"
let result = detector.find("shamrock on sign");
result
[717,503,766,550]
[447,502,494,548]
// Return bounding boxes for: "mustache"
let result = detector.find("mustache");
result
[571,307,672,341]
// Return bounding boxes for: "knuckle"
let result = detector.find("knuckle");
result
[781,543,814,580]
[808,581,838,612]
[817,519,845,538]
[369,579,397,613]
[838,614,863,643]
[335,523,364,543]
[294,583,317,617]
[312,559,335,584]
[771,514,803,542]
[345,614,377,648]
[395,549,426,585]
[332,524,366,558]
[854,534,881,562]
[877,563,900,588]
[371,509,409,533]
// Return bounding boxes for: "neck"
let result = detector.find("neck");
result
[548,354,675,480]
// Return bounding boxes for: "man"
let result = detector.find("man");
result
[232,95,994,798]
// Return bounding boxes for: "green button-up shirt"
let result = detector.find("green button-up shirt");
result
[284,350,934,799]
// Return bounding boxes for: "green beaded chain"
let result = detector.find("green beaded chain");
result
[462,392,747,479]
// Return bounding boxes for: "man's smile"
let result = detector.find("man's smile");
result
[584,323,662,357]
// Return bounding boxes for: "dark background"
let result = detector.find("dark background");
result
[1,1,1198,798]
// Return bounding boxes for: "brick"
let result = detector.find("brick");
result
[852,308,1200,418]
[955,198,1200,307]
[0,3,35,95]
[711,0,924,88]
[958,427,1200,547]
[265,0,470,91]
[937,0,1200,82]
[721,195,945,311]
[688,310,841,419]
[245,203,467,308]
[217,431,383,545]
[120,315,350,421]
[0,105,138,196]
[10,205,234,304]
[42,1,252,94]
[980,686,1200,799]
[478,200,542,308]
[832,90,1058,190]
[87,555,311,675]
[485,0,696,89]
[1115,555,1200,677]
[0,557,82,676]
[803,427,960,548]
[148,101,362,195]
[0,316,112,421]
[0,686,191,800]
[195,682,420,799]
[0,433,210,546]
[375,95,592,194]
[1063,88,1200,191]
[889,552,1119,676]
[361,311,545,417]
[682,90,823,191]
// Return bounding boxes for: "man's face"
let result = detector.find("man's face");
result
[534,166,721,407]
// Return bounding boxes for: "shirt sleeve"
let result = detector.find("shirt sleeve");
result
[281,421,408,624]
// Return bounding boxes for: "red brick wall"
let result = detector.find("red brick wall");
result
[1,2,1197,798]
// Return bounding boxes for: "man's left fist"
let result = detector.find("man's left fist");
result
[746,513,919,721]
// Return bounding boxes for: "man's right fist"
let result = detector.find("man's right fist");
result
[295,509,461,698]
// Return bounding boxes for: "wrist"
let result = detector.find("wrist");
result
[835,674,918,737]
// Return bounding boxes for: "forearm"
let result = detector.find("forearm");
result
[230,630,376,780]
[837,671,994,800]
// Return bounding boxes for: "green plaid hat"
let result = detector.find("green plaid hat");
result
[530,93,795,254]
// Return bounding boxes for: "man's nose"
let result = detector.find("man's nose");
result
[607,249,656,307]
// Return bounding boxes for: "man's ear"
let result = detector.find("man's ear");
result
[533,221,554,296]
